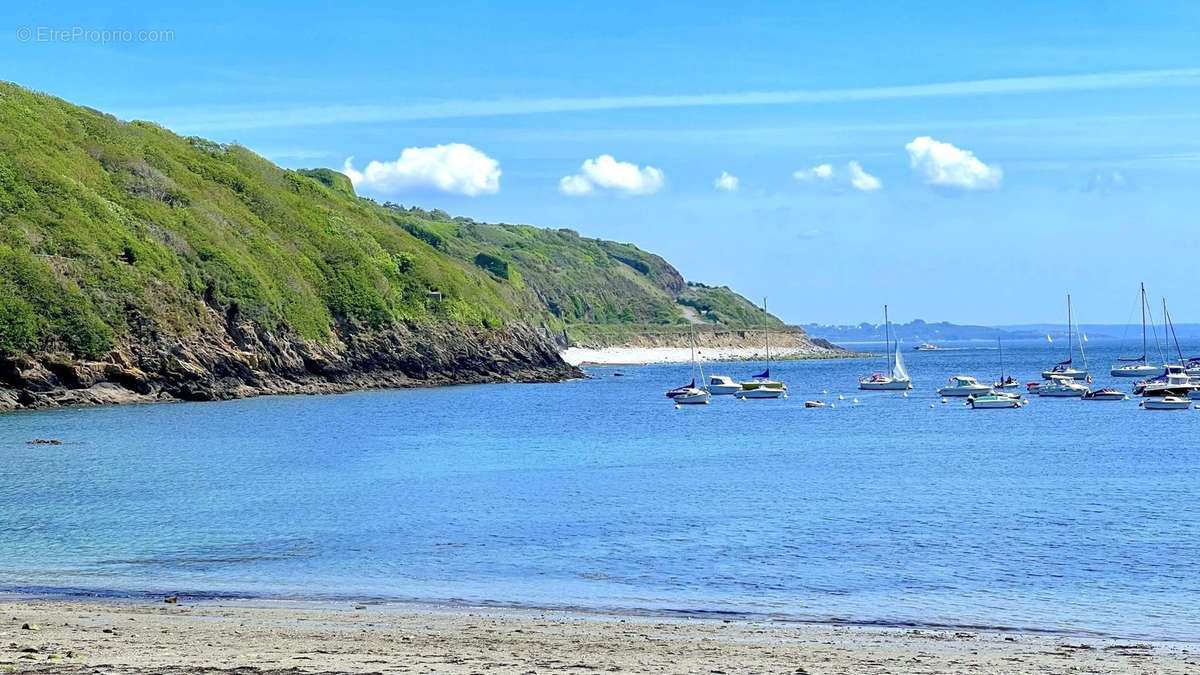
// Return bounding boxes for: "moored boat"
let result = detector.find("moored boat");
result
[1111,283,1161,377]
[668,331,711,405]
[1141,396,1191,410]
[1082,388,1128,401]
[705,375,742,395]
[737,298,787,399]
[914,342,940,351]
[1042,295,1090,381]
[967,392,1023,409]
[859,305,913,390]
[938,375,991,397]
[1036,375,1089,398]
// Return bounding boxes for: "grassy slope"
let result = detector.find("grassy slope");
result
[0,82,786,364]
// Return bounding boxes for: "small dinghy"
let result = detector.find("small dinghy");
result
[1141,396,1191,410]
[804,400,827,408]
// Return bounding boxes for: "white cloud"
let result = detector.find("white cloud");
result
[559,154,664,196]
[713,171,740,192]
[847,161,882,191]
[342,143,500,196]
[558,174,593,196]
[793,162,880,191]
[904,136,1001,190]
[793,163,834,182]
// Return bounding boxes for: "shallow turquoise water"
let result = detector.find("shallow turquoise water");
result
[1,339,1198,639]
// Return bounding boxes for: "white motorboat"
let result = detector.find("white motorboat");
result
[938,375,991,397]
[804,400,827,408]
[967,392,1023,409]
[914,342,940,351]
[859,305,913,390]
[705,375,742,395]
[1036,375,1089,397]
[1111,283,1162,377]
[1041,295,1090,381]
[1141,396,1191,410]
[1082,388,1128,401]
[1137,364,1200,398]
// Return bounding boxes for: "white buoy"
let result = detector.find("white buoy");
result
[830,403,836,409]
[941,397,948,404]
[821,389,828,395]
[838,394,845,401]
[902,391,909,398]
[929,403,936,408]
[675,404,681,410]
[852,398,859,405]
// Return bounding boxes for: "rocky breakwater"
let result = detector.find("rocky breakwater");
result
[0,318,581,412]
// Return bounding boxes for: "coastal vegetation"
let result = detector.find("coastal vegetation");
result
[0,82,817,408]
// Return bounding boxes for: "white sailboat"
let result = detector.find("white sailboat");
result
[667,331,710,405]
[859,305,913,390]
[1041,294,1090,381]
[736,298,787,399]
[1111,283,1161,378]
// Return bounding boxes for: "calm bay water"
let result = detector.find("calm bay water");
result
[1,338,1198,639]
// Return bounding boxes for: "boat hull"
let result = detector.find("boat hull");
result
[1111,364,1160,378]
[1041,369,1089,381]
[736,387,786,399]
[705,385,743,395]
[968,396,1021,409]
[858,379,912,391]
[1142,398,1191,410]
[1037,387,1087,398]
[939,386,991,397]
[1083,392,1127,401]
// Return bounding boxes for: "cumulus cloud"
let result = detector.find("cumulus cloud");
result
[905,136,1001,190]
[559,154,664,196]
[342,143,501,196]
[793,162,880,191]
[847,161,882,191]
[713,171,740,192]
[793,163,834,182]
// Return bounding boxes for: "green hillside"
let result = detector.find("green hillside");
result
[0,81,790,398]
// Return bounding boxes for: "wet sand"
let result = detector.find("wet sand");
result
[2,598,1197,674]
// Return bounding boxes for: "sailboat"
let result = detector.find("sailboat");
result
[736,298,787,399]
[1137,300,1200,399]
[1111,283,1161,378]
[859,305,913,390]
[666,331,711,404]
[992,337,1020,389]
[1041,295,1089,381]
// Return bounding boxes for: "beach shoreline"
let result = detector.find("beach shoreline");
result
[2,597,1195,674]
[561,345,861,366]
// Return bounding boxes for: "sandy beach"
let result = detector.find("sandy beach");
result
[2,598,1196,674]
[561,346,844,366]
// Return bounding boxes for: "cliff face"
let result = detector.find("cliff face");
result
[0,311,577,411]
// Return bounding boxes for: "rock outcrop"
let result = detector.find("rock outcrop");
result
[0,316,579,412]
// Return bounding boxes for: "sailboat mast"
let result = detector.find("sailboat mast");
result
[884,304,892,378]
[763,297,771,369]
[1165,300,1185,364]
[1138,283,1147,363]
[1067,294,1073,362]
[998,336,1004,381]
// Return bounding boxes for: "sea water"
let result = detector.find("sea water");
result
[1,338,1198,640]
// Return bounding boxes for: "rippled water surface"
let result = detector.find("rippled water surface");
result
[1,339,1198,639]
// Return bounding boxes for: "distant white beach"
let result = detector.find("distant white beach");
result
[561,346,823,365]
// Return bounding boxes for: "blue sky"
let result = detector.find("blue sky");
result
[6,1,1200,324]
